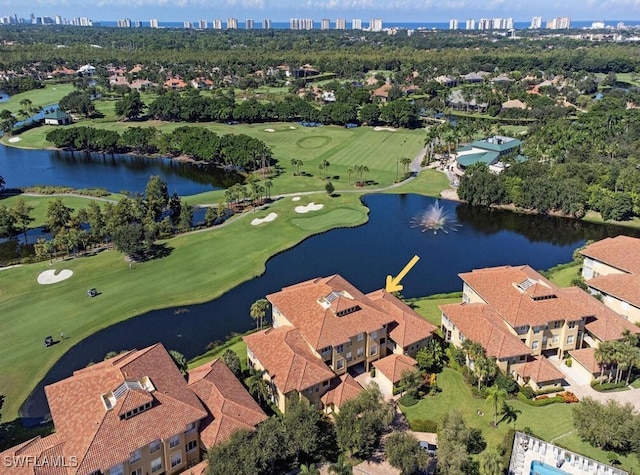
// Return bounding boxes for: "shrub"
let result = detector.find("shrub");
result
[565,358,573,368]
[519,386,535,399]
[409,419,438,432]
[399,394,419,407]
[560,391,579,403]
[495,372,519,395]
[517,392,563,406]
[591,381,628,392]
[500,428,516,468]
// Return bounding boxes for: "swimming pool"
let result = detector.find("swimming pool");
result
[530,460,570,475]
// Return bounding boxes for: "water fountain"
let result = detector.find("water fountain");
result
[410,201,460,234]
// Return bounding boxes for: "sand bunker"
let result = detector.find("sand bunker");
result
[289,126,296,129]
[264,128,276,132]
[292,196,301,201]
[374,126,397,132]
[37,269,73,285]
[251,212,278,225]
[8,137,21,143]
[295,202,324,214]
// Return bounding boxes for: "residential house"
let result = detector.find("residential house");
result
[43,109,72,125]
[455,135,521,173]
[372,353,418,397]
[0,344,265,475]
[77,64,96,77]
[462,72,486,83]
[440,265,638,389]
[373,84,392,102]
[291,64,319,79]
[434,75,457,87]
[164,77,188,90]
[501,99,528,110]
[580,236,640,323]
[243,275,436,412]
[190,78,214,90]
[491,73,513,85]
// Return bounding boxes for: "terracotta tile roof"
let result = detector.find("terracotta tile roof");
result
[587,273,640,309]
[373,84,392,97]
[243,327,334,394]
[372,354,418,384]
[580,236,640,274]
[187,359,266,447]
[459,265,588,327]
[513,356,564,384]
[180,460,208,475]
[562,287,640,342]
[266,275,395,350]
[0,435,67,475]
[569,347,599,374]
[366,290,437,348]
[44,343,207,475]
[439,302,531,359]
[320,374,364,409]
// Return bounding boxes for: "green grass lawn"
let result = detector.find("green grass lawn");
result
[187,334,249,371]
[407,292,463,327]
[545,262,582,288]
[384,169,452,198]
[583,210,640,229]
[0,83,75,115]
[0,192,369,420]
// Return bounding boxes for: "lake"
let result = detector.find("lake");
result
[19,193,639,423]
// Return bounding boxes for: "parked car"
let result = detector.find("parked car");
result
[44,336,54,347]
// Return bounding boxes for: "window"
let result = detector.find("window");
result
[171,453,182,468]
[567,335,574,345]
[553,321,562,329]
[129,449,141,464]
[458,333,465,343]
[185,422,196,433]
[169,435,180,448]
[323,380,329,386]
[356,347,364,358]
[131,469,142,475]
[370,344,378,356]
[552,335,559,344]
[532,341,539,350]
[336,344,344,353]
[151,458,162,473]
[186,440,197,452]
[370,330,377,339]
[380,337,386,344]
[542,337,547,345]
[568,321,576,329]
[336,359,344,370]
[534,326,541,334]
[149,439,161,453]
[346,351,352,362]
[357,333,364,342]
[109,465,124,475]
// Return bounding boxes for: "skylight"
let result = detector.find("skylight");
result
[517,278,536,291]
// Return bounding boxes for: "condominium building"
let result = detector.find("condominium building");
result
[183,21,192,29]
[117,18,131,28]
[465,19,475,30]
[245,19,254,29]
[290,18,314,30]
[530,16,542,29]
[244,275,436,413]
[227,17,238,29]
[0,344,266,475]
[336,18,346,30]
[262,18,272,29]
[321,18,330,30]
[449,19,458,30]
[547,17,571,29]
[369,18,383,32]
[149,18,159,28]
[477,18,492,30]
[198,19,207,29]
[352,18,362,30]
[213,19,222,29]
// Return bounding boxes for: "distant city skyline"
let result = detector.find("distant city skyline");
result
[0,0,639,23]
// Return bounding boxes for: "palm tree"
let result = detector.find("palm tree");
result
[499,402,521,430]
[485,386,507,427]
[475,356,497,391]
[250,298,270,331]
[346,166,354,184]
[318,159,330,178]
[246,368,271,405]
[299,463,320,474]
[595,341,616,380]
[478,450,503,475]
[263,179,273,200]
[400,157,412,173]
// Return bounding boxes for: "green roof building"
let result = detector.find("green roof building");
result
[455,135,522,172]
[43,109,72,126]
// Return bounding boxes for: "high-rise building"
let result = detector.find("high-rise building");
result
[79,17,92,26]
[290,18,313,30]
[213,19,222,29]
[199,19,208,29]
[133,20,141,28]
[262,18,272,29]
[591,21,605,29]
[55,15,62,25]
[117,18,131,28]
[336,18,346,30]
[321,18,330,30]
[530,16,542,29]
[547,17,571,29]
[150,18,159,28]
[465,19,475,30]
[477,18,491,30]
[245,19,254,29]
[352,18,362,30]
[183,21,192,29]
[227,17,238,29]
[449,19,458,30]
[369,18,383,32]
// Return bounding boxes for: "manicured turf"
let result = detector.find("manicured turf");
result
[187,334,249,371]
[0,83,75,116]
[384,169,452,198]
[545,262,582,288]
[0,193,369,420]
[408,293,463,327]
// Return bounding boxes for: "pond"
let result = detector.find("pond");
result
[19,193,639,423]
[0,144,243,195]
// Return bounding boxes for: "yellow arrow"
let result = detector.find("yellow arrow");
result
[385,255,420,293]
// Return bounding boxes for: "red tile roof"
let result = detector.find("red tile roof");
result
[569,347,599,374]
[243,327,334,394]
[439,302,531,359]
[373,354,418,384]
[459,265,589,327]
[366,289,437,348]
[320,374,364,410]
[587,273,640,309]
[266,275,395,350]
[180,460,208,475]
[0,435,67,475]
[187,359,266,447]
[580,236,640,274]
[513,356,564,384]
[44,344,207,475]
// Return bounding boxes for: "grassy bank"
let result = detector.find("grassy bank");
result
[0,193,369,420]
[0,84,75,116]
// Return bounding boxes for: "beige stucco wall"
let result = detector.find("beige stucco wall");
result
[582,257,625,280]
[595,292,640,324]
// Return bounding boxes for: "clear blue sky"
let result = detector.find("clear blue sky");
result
[2,0,639,23]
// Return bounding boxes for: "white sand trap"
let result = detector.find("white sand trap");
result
[292,196,301,201]
[295,202,324,214]
[289,126,296,129]
[251,212,278,225]
[38,269,73,285]
[374,126,397,132]
[8,137,21,143]
[264,128,276,132]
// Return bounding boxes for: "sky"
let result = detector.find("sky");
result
[1,0,640,23]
